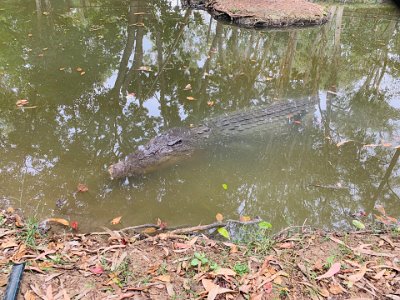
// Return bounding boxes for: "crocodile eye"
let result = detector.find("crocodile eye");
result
[167,139,182,146]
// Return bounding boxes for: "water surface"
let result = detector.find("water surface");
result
[0,0,399,231]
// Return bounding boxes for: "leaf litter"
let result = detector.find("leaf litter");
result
[0,208,399,299]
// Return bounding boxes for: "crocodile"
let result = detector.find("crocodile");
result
[108,98,314,179]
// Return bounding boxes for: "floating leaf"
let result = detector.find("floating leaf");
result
[239,216,251,222]
[352,220,365,230]
[47,218,70,227]
[111,216,122,225]
[258,221,272,229]
[207,101,214,107]
[375,204,386,216]
[70,221,78,230]
[77,183,88,193]
[215,213,224,222]
[316,262,341,280]
[80,71,86,76]
[336,140,354,147]
[76,67,83,72]
[217,227,230,240]
[16,99,29,107]
[222,183,228,190]
[183,84,192,90]
[186,96,195,101]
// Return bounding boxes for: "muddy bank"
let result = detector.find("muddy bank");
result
[1,208,400,299]
[184,0,329,28]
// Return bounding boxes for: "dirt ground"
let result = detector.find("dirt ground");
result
[1,208,400,300]
[186,0,329,28]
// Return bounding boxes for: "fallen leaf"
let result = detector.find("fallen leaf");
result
[15,214,24,227]
[337,140,354,147]
[142,227,157,234]
[80,71,85,76]
[217,227,230,240]
[138,66,151,71]
[216,213,223,222]
[222,183,228,190]
[207,101,214,107]
[7,207,14,213]
[70,221,78,230]
[375,204,386,216]
[0,240,18,249]
[16,99,29,107]
[348,265,367,283]
[183,84,192,90]
[90,265,104,275]
[111,216,122,225]
[47,218,70,227]
[352,220,365,230]
[155,275,170,282]
[24,290,36,300]
[202,279,234,300]
[277,242,294,249]
[77,183,88,192]
[239,216,251,222]
[329,284,343,295]
[186,96,195,101]
[165,282,175,297]
[316,262,341,280]
[211,268,236,277]
[76,67,83,72]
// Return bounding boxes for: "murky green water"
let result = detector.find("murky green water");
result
[0,0,399,231]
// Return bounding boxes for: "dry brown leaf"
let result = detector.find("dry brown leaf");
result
[111,216,122,225]
[373,269,386,280]
[211,268,236,277]
[6,207,14,213]
[329,284,344,295]
[15,214,24,227]
[277,242,294,249]
[316,262,341,280]
[47,218,70,227]
[13,243,27,261]
[1,239,18,249]
[155,274,170,282]
[207,101,214,107]
[76,67,83,72]
[24,290,36,300]
[46,284,54,300]
[142,227,157,234]
[183,84,192,90]
[348,265,367,283]
[165,282,175,297]
[202,279,234,300]
[0,275,7,287]
[239,216,251,222]
[375,204,386,216]
[186,96,195,101]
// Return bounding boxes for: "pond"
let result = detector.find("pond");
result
[0,0,399,231]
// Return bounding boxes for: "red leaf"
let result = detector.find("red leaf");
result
[90,265,104,275]
[70,221,78,230]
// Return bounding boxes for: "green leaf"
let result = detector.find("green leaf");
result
[210,262,219,270]
[190,258,200,266]
[217,227,230,239]
[194,252,203,259]
[352,220,365,230]
[222,183,228,190]
[258,221,272,229]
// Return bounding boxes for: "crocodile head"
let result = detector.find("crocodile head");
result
[108,127,197,179]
